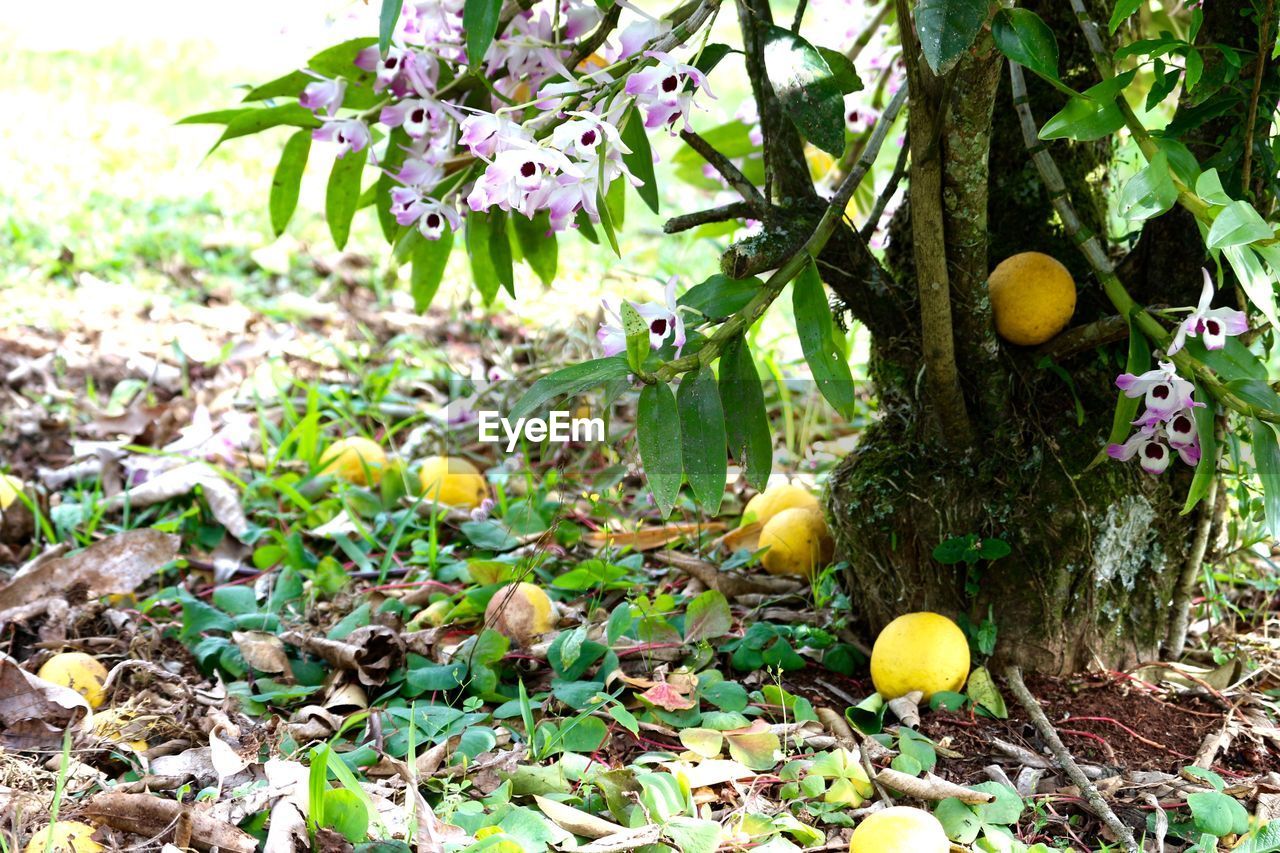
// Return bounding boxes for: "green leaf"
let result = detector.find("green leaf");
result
[1252,418,1280,537]
[1109,0,1143,33]
[914,0,990,75]
[1097,316,1151,466]
[793,262,856,417]
[684,590,732,642]
[663,817,722,853]
[309,37,379,77]
[761,24,846,156]
[211,104,320,152]
[379,0,403,54]
[322,788,370,843]
[510,357,633,421]
[512,212,558,285]
[410,228,454,312]
[270,130,312,237]
[178,108,252,126]
[1195,168,1234,205]
[467,211,502,304]
[678,274,761,319]
[970,782,1024,825]
[1040,95,1125,141]
[464,0,503,67]
[679,728,724,758]
[489,210,515,297]
[620,107,659,214]
[966,667,1007,719]
[677,366,728,514]
[1182,380,1218,515]
[557,714,609,753]
[325,146,367,250]
[1184,335,1267,381]
[1188,791,1251,838]
[935,798,982,844]
[1207,200,1273,249]
[1119,149,1178,222]
[638,382,682,517]
[817,47,863,94]
[718,335,772,491]
[621,302,650,374]
[992,9,1059,81]
[1224,244,1279,330]
[376,128,411,243]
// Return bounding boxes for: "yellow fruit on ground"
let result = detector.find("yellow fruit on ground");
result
[318,437,387,486]
[0,474,22,510]
[91,708,149,752]
[37,652,110,709]
[987,251,1077,346]
[23,821,103,853]
[741,483,819,528]
[870,612,970,700]
[759,507,834,577]
[848,806,949,853]
[419,455,488,508]
[484,582,554,647]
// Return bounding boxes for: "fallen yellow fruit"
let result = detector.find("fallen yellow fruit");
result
[848,806,949,853]
[987,251,1076,346]
[870,612,970,700]
[23,821,103,853]
[91,708,150,752]
[484,581,554,647]
[0,474,23,510]
[759,507,834,577]
[741,483,819,528]
[318,437,387,486]
[419,455,488,508]
[37,652,110,709]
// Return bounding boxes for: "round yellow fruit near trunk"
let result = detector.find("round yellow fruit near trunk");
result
[485,581,554,647]
[318,437,387,486]
[870,612,970,700]
[741,483,819,528]
[37,652,110,709]
[987,251,1076,346]
[759,507,834,577]
[23,821,103,853]
[848,806,949,853]
[0,474,23,510]
[419,455,488,508]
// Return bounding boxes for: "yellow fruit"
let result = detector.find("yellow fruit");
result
[759,507,834,577]
[0,474,22,510]
[806,147,836,180]
[741,484,819,528]
[319,437,387,486]
[870,612,970,700]
[987,251,1077,346]
[419,455,488,508]
[91,708,149,752]
[848,807,949,853]
[23,821,103,853]
[37,653,110,709]
[484,582,554,647]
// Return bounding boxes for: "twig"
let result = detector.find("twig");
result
[857,140,909,242]
[789,0,809,32]
[1166,433,1220,658]
[678,128,768,209]
[1241,0,1276,196]
[569,2,623,69]
[1004,666,1140,853]
[846,2,893,64]
[663,201,756,234]
[875,768,995,804]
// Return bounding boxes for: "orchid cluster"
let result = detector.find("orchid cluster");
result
[1108,270,1248,475]
[297,0,714,243]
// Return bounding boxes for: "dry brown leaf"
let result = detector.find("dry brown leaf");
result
[0,528,179,614]
[83,792,257,852]
[584,522,725,552]
[0,653,91,750]
[102,463,250,542]
[232,631,294,677]
[280,626,402,687]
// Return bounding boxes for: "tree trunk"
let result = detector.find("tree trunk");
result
[826,0,1200,673]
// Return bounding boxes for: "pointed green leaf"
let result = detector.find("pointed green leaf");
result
[793,262,856,417]
[410,227,453,312]
[512,212,558,285]
[1253,418,1280,537]
[270,130,312,237]
[621,302,650,374]
[325,146,368,250]
[1109,0,1143,33]
[489,209,515,297]
[638,382,682,517]
[914,0,990,75]
[464,0,503,67]
[466,211,501,304]
[379,0,403,54]
[1207,200,1273,249]
[684,590,732,642]
[620,107,659,213]
[510,357,632,421]
[761,24,846,156]
[1182,380,1217,514]
[1119,149,1178,222]
[992,8,1060,81]
[677,366,727,514]
[718,335,772,491]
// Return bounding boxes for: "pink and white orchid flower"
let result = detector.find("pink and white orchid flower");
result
[300,74,346,117]
[313,119,372,158]
[625,51,712,132]
[1115,361,1202,421]
[1167,268,1249,354]
[597,277,687,357]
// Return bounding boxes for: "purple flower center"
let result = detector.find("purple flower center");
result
[411,108,426,123]
[520,161,537,178]
[1171,414,1193,435]
[1151,384,1170,400]
[1206,319,1221,335]
[426,213,441,228]
[1143,443,1165,460]
[662,75,679,93]
[385,57,399,69]
[580,129,597,146]
[650,318,668,336]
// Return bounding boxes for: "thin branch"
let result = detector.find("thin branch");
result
[651,84,909,382]
[1035,315,1129,359]
[663,202,756,233]
[846,2,893,64]
[1009,62,1280,424]
[790,0,809,32]
[679,128,768,209]
[568,2,623,69]
[1004,667,1141,853]
[1242,0,1276,196]
[1166,418,1222,658]
[857,141,909,242]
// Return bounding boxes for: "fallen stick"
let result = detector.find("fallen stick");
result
[875,767,995,805]
[1004,666,1139,853]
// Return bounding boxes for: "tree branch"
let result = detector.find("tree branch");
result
[896,0,972,447]
[858,141,909,242]
[678,129,768,208]
[846,2,892,64]
[663,202,756,233]
[1242,0,1276,197]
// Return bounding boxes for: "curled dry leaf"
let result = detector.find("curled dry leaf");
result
[82,791,258,852]
[0,653,91,750]
[280,625,402,687]
[0,528,179,614]
[535,794,626,839]
[231,631,293,677]
[649,550,803,598]
[585,522,725,552]
[887,691,923,728]
[101,463,251,542]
